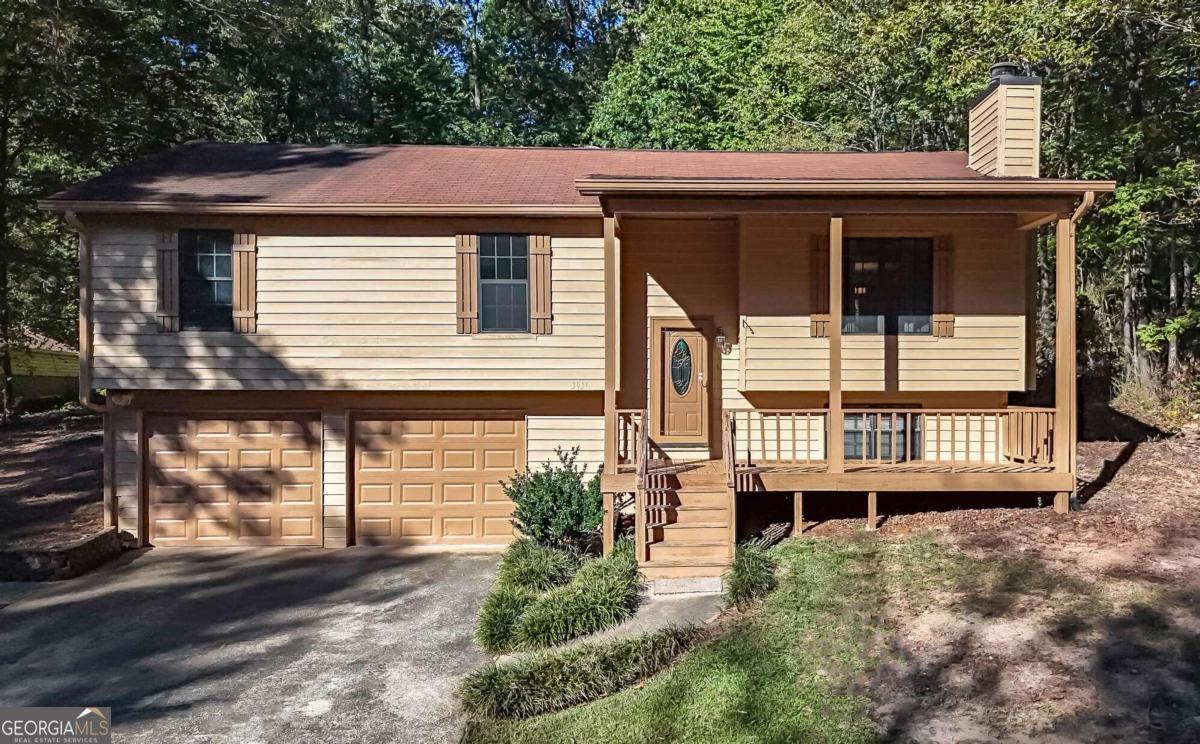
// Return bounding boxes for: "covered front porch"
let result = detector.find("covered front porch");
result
[588,180,1101,565]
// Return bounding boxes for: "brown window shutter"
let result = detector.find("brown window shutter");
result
[232,232,258,333]
[155,230,179,332]
[933,235,955,337]
[529,235,553,334]
[456,234,479,334]
[809,234,830,338]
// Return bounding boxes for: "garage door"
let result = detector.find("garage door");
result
[147,414,322,546]
[354,415,525,546]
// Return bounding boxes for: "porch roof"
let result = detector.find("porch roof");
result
[575,175,1116,197]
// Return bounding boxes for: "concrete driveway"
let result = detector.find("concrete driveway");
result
[0,548,498,743]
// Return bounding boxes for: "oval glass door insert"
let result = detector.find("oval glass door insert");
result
[670,338,692,396]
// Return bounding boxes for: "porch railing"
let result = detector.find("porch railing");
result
[723,407,1056,474]
[726,409,830,468]
[614,409,645,473]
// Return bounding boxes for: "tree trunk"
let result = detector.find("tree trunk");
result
[0,108,13,420]
[1168,239,1179,375]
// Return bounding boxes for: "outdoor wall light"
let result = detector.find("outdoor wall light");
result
[715,328,732,355]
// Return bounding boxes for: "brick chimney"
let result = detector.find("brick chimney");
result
[968,62,1042,177]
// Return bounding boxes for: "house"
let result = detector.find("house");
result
[41,65,1113,588]
[6,331,78,408]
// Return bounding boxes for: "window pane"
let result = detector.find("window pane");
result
[478,234,531,332]
[178,229,234,331]
[480,235,496,257]
[843,238,932,335]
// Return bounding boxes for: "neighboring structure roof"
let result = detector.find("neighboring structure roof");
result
[22,330,76,354]
[40,142,1113,215]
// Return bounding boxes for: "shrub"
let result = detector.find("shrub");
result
[459,625,702,719]
[505,448,602,551]
[725,541,778,608]
[475,585,539,654]
[496,539,580,592]
[514,538,640,649]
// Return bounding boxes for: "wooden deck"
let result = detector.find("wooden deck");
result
[604,456,1069,494]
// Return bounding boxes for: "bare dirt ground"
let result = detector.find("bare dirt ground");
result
[798,401,1200,742]
[0,409,103,550]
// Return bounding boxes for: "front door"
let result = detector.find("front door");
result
[652,321,709,444]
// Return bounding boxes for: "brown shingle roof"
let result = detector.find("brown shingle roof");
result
[44,142,990,209]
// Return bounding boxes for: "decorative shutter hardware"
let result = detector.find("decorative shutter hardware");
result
[810,234,830,338]
[232,232,257,334]
[155,230,180,332]
[530,235,553,334]
[456,234,480,334]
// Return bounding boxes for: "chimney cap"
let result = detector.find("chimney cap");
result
[970,63,1041,108]
[990,61,1022,79]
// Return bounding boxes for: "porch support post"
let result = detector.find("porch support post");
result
[1053,216,1077,514]
[603,215,620,478]
[792,491,804,537]
[866,491,878,531]
[602,491,615,555]
[828,217,845,474]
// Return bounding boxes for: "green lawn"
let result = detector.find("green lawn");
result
[465,533,1109,743]
[466,537,899,743]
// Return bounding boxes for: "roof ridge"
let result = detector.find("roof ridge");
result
[175,141,970,157]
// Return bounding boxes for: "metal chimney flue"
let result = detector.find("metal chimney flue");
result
[990,62,1021,81]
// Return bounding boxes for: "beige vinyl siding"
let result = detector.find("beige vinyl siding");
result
[999,84,1041,177]
[322,411,348,548]
[526,415,604,476]
[111,410,140,540]
[969,87,1002,176]
[89,229,604,391]
[738,217,830,391]
[969,83,1041,178]
[737,217,1027,393]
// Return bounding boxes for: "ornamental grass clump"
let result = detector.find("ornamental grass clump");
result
[474,584,539,654]
[496,539,580,592]
[513,538,640,649]
[459,625,702,719]
[725,541,778,608]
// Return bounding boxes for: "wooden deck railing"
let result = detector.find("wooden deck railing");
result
[1002,406,1056,465]
[614,409,645,473]
[726,409,829,468]
[723,407,1056,475]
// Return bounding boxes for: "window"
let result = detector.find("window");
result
[844,413,922,461]
[478,234,529,332]
[179,229,234,331]
[843,238,933,334]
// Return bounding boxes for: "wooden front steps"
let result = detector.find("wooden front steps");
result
[641,476,733,579]
[640,558,732,580]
